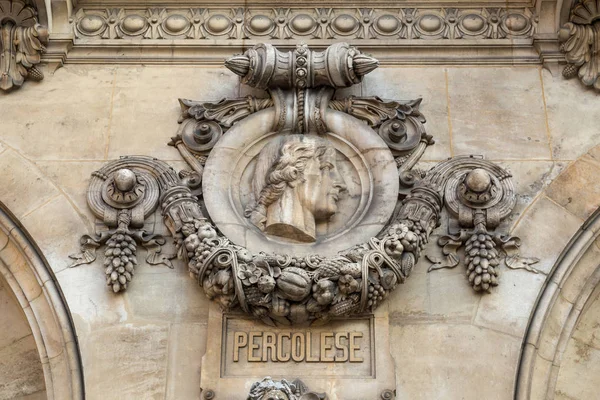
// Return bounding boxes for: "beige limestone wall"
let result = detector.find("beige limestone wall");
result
[0,279,46,400]
[0,63,599,399]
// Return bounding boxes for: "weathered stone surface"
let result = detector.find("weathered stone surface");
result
[555,336,600,399]
[165,323,206,400]
[82,323,169,400]
[391,324,520,399]
[54,260,129,331]
[0,66,114,161]
[499,161,567,230]
[362,67,451,160]
[389,241,480,325]
[0,282,33,354]
[35,161,105,229]
[571,288,600,348]
[127,268,210,322]
[511,196,583,274]
[0,150,60,219]
[542,70,600,160]
[474,268,546,338]
[0,335,45,400]
[545,154,600,220]
[21,197,86,275]
[107,67,239,160]
[447,67,551,160]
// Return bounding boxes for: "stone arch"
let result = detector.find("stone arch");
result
[0,202,84,400]
[515,145,600,399]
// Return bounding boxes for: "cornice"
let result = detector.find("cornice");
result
[40,4,558,66]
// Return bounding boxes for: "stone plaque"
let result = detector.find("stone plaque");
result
[200,304,396,400]
[222,315,373,378]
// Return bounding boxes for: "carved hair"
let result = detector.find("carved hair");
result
[247,377,296,400]
[245,135,330,230]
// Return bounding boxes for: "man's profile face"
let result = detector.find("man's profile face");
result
[297,145,347,221]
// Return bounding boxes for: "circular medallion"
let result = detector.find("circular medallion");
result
[202,108,398,256]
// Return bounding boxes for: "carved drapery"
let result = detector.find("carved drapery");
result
[559,0,600,90]
[71,42,537,327]
[0,0,48,91]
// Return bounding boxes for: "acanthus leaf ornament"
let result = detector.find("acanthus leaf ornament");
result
[559,0,600,90]
[72,42,538,325]
[0,0,48,91]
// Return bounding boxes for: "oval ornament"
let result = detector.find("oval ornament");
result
[331,14,359,35]
[460,14,486,34]
[289,14,317,35]
[121,15,147,35]
[163,14,190,35]
[416,14,444,35]
[248,15,274,35]
[205,14,233,35]
[502,13,530,35]
[78,15,105,35]
[374,15,401,35]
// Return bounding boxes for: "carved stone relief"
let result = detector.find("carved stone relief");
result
[247,377,327,400]
[0,0,48,91]
[244,134,347,243]
[425,157,540,292]
[72,42,538,327]
[559,0,600,90]
[73,6,537,41]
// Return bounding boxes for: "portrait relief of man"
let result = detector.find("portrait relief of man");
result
[244,134,347,243]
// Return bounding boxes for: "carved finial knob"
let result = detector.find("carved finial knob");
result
[224,54,251,77]
[113,169,137,192]
[352,53,379,77]
[464,168,491,193]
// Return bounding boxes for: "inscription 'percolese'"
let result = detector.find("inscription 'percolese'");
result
[233,331,363,363]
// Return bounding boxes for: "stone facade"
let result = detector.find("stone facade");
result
[1,1,600,399]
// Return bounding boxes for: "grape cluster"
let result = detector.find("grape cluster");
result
[189,239,218,277]
[367,283,388,309]
[411,221,429,253]
[104,232,137,293]
[465,233,499,292]
[563,64,579,79]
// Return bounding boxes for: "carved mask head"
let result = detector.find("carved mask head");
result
[245,134,347,242]
[263,389,290,400]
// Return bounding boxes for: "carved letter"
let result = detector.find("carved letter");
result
[320,332,335,362]
[262,332,277,362]
[277,333,291,362]
[291,333,305,362]
[248,332,262,362]
[349,332,363,362]
[233,332,248,362]
[334,332,349,362]
[305,332,319,362]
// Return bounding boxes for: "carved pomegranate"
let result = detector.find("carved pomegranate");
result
[276,267,311,301]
